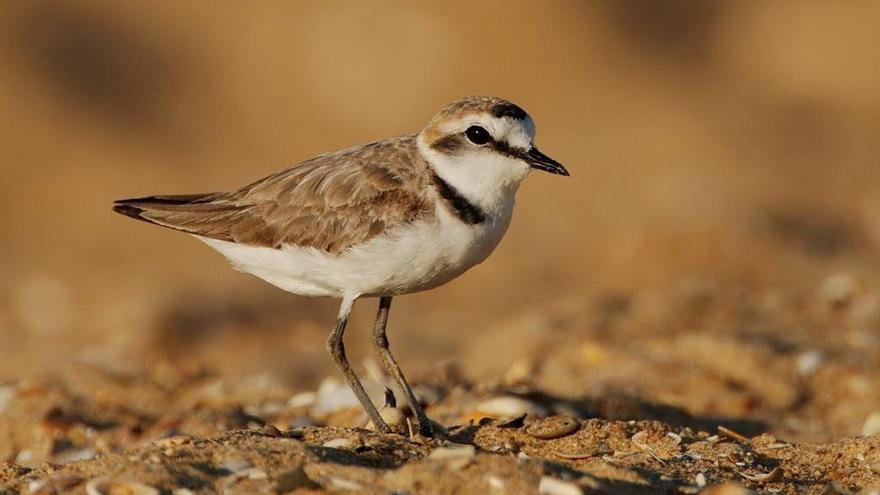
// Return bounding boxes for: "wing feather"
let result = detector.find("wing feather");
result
[113,135,433,254]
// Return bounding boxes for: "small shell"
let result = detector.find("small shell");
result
[738,467,783,483]
[328,477,361,491]
[322,438,350,449]
[475,396,546,418]
[526,415,579,440]
[537,476,583,495]
[698,482,752,495]
[429,444,476,461]
[486,475,505,491]
[220,459,252,473]
[287,391,317,409]
[367,407,407,435]
[717,426,749,443]
[85,478,159,495]
[311,378,361,416]
[429,444,477,470]
[862,412,880,436]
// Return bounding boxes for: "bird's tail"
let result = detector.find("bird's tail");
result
[112,193,243,241]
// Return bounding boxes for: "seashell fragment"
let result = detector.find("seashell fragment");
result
[862,412,880,436]
[322,438,351,449]
[85,478,159,495]
[526,415,579,440]
[718,426,749,443]
[429,444,476,461]
[367,406,408,435]
[738,467,782,483]
[474,396,546,418]
[538,476,583,495]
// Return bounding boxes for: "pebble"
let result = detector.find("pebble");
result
[27,480,46,494]
[323,438,351,449]
[53,448,97,464]
[698,482,753,495]
[275,465,320,492]
[27,476,83,495]
[85,478,159,495]
[526,415,579,440]
[312,378,360,416]
[367,407,408,435]
[238,468,268,480]
[538,476,583,495]
[220,459,252,473]
[821,273,857,307]
[796,351,824,375]
[429,444,476,461]
[287,391,317,409]
[862,412,880,436]
[428,445,476,470]
[15,450,34,465]
[475,396,546,418]
[328,477,361,490]
[486,474,505,491]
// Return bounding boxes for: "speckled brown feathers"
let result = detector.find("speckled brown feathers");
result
[114,135,434,254]
[420,96,528,146]
[427,96,526,124]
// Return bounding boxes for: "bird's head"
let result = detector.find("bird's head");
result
[417,96,567,213]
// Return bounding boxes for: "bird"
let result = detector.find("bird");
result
[113,96,568,437]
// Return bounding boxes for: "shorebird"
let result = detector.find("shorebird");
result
[113,96,568,436]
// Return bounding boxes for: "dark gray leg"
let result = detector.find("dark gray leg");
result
[371,296,439,437]
[326,296,390,433]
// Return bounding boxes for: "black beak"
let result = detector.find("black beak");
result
[523,147,569,176]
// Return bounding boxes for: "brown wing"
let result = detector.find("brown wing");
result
[113,135,433,254]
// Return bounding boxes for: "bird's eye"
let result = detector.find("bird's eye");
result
[464,125,491,145]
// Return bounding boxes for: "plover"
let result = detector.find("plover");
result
[114,96,568,436]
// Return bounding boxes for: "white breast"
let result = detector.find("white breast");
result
[196,200,514,299]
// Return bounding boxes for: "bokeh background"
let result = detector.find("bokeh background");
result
[2,1,880,440]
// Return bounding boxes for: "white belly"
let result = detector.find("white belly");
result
[196,204,513,299]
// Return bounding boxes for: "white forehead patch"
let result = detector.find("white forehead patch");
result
[439,113,535,150]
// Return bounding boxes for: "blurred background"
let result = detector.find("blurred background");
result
[1,1,880,440]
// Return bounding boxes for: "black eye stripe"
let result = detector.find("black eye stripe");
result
[431,134,466,154]
[489,139,521,159]
[429,128,528,160]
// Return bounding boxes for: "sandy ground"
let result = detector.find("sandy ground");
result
[3,274,880,494]
[2,2,880,494]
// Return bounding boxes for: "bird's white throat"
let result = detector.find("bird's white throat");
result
[416,135,529,217]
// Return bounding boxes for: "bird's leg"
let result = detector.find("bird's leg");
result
[371,296,442,437]
[326,296,390,433]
